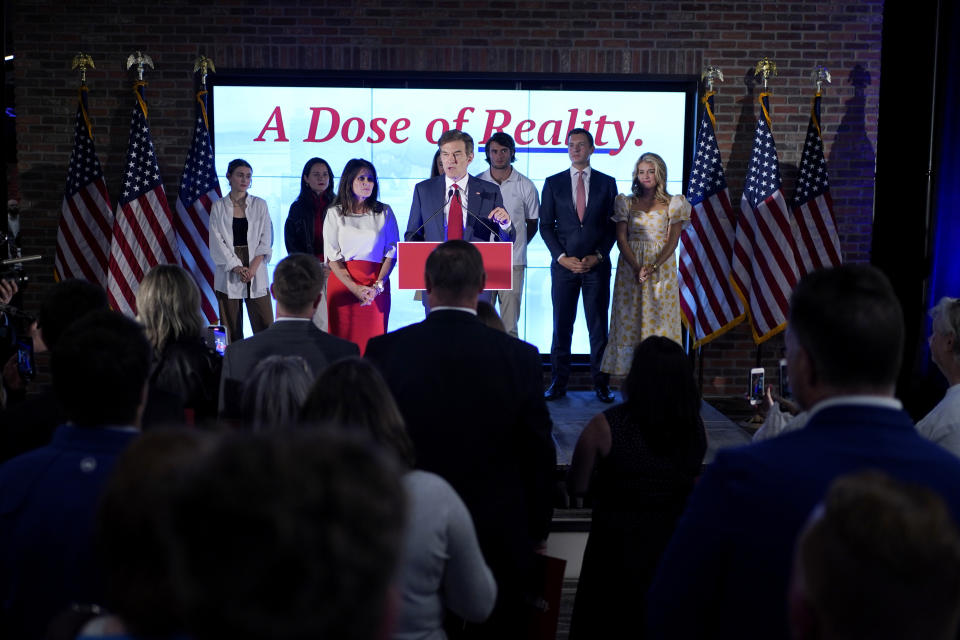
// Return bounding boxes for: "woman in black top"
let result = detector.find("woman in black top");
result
[567,336,706,639]
[284,157,335,330]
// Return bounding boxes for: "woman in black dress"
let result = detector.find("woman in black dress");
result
[284,157,335,330]
[567,336,706,638]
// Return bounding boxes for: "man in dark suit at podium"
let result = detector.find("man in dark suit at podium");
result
[365,240,555,636]
[405,129,515,244]
[406,129,516,313]
[539,128,618,403]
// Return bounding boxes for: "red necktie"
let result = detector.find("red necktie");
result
[576,171,586,221]
[448,184,464,240]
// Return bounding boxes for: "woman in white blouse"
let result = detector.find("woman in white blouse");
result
[209,158,273,343]
[323,159,399,354]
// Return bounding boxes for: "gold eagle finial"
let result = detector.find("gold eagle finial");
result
[126,51,155,81]
[754,58,778,90]
[71,53,95,85]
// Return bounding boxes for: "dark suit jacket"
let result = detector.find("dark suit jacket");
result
[538,167,617,261]
[646,403,960,639]
[405,175,515,243]
[218,319,359,414]
[0,425,138,640]
[365,310,555,585]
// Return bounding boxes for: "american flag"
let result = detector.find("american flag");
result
[175,89,221,323]
[55,86,113,286]
[791,92,842,276]
[731,93,800,343]
[107,82,180,316]
[678,92,745,348]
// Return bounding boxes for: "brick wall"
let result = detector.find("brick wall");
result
[11,0,883,396]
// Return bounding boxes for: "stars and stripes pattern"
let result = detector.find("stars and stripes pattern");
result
[791,92,842,276]
[678,92,745,348]
[731,93,800,343]
[106,82,180,316]
[55,86,114,287]
[175,89,221,323]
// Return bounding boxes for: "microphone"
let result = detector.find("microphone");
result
[405,190,453,241]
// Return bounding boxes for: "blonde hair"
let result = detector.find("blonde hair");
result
[135,264,205,352]
[631,152,671,204]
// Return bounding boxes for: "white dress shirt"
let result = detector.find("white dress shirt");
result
[569,165,591,209]
[444,175,470,232]
[916,384,960,457]
[476,167,540,265]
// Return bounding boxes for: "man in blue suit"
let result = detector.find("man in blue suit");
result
[406,129,515,312]
[539,128,618,403]
[647,264,960,639]
[406,129,514,244]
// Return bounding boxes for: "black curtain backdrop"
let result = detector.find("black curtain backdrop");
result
[872,0,953,419]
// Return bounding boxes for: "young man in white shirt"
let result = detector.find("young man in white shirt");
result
[476,132,540,338]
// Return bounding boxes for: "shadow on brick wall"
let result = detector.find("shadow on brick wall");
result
[827,65,875,263]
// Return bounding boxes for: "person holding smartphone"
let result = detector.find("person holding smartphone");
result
[136,265,222,426]
[209,158,274,344]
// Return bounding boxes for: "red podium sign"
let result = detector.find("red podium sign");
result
[397,241,514,290]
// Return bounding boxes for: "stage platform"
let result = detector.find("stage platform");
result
[548,392,752,466]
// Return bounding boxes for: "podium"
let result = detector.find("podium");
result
[396,241,514,290]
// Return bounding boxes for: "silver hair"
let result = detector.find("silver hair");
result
[241,355,314,431]
[930,297,960,360]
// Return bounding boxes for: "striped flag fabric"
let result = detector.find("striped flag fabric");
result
[791,92,842,276]
[55,86,113,286]
[106,81,180,316]
[731,93,800,343]
[175,88,221,323]
[678,92,745,348]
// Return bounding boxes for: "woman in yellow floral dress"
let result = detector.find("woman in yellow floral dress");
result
[601,153,690,376]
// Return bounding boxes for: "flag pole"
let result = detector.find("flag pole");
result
[752,58,778,378]
[694,65,726,393]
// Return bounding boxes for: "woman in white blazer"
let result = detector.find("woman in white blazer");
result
[209,158,274,343]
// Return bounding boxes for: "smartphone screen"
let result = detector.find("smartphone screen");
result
[749,368,765,405]
[206,325,228,356]
[16,337,35,382]
[212,327,227,356]
[779,358,791,400]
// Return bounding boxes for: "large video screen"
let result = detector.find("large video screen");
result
[211,74,696,356]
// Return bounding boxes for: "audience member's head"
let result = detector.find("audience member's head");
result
[476,301,506,333]
[790,470,960,640]
[301,357,414,468]
[424,240,485,309]
[241,355,313,431]
[624,336,701,452]
[136,264,205,353]
[929,297,960,379]
[37,278,108,351]
[787,265,903,408]
[168,430,406,640]
[271,253,323,316]
[96,428,214,638]
[52,310,151,428]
